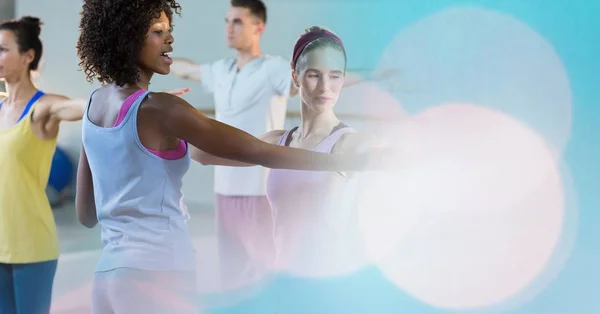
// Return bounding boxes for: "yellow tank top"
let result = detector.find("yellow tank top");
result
[0,104,59,263]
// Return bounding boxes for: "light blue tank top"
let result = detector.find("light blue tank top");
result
[81,89,195,272]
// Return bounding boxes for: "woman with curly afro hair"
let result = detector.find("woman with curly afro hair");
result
[75,0,379,312]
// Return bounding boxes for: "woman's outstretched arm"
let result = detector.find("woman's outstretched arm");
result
[147,92,376,172]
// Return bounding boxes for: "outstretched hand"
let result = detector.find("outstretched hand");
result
[164,87,191,97]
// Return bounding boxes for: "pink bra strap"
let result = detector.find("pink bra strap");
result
[113,89,146,127]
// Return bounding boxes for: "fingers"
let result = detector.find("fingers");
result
[165,87,191,96]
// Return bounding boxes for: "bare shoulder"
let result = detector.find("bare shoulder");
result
[138,91,202,134]
[40,93,69,102]
[259,129,286,145]
[24,93,65,117]
[141,91,190,113]
[37,93,69,108]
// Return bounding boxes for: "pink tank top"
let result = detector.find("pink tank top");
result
[266,124,361,274]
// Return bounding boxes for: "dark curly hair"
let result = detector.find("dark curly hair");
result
[77,0,182,86]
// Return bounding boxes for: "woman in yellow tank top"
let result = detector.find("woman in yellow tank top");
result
[0,16,87,314]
